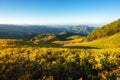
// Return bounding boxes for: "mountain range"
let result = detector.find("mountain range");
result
[0,24,95,39]
[67,25,95,35]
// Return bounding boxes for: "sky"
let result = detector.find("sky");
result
[0,0,120,26]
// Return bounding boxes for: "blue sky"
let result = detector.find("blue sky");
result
[0,0,120,26]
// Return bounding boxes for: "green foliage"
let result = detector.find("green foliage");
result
[87,19,120,41]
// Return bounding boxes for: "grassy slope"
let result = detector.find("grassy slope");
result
[64,32,120,49]
[86,19,120,41]
[1,32,120,49]
[52,36,84,47]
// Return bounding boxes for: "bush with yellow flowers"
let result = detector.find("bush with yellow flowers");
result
[0,47,120,80]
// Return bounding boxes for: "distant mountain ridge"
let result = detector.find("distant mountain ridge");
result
[0,24,65,39]
[0,24,65,34]
[67,25,95,35]
[0,24,95,39]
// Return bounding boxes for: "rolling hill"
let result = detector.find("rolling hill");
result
[64,32,120,49]
[63,19,120,49]
[87,19,120,41]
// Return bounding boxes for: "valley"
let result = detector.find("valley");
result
[0,19,120,80]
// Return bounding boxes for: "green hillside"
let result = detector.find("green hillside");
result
[64,32,120,49]
[87,19,120,41]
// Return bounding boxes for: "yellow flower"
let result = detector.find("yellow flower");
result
[52,61,57,65]
[93,63,102,69]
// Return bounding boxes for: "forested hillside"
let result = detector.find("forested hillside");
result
[87,19,120,41]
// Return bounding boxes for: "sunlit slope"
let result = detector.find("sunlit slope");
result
[64,32,120,48]
[0,39,18,48]
[87,19,120,41]
[53,36,84,46]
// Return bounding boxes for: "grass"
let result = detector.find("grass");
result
[64,32,120,49]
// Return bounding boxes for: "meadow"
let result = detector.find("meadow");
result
[0,39,120,80]
[64,32,120,49]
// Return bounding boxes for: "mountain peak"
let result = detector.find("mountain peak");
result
[67,25,95,36]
